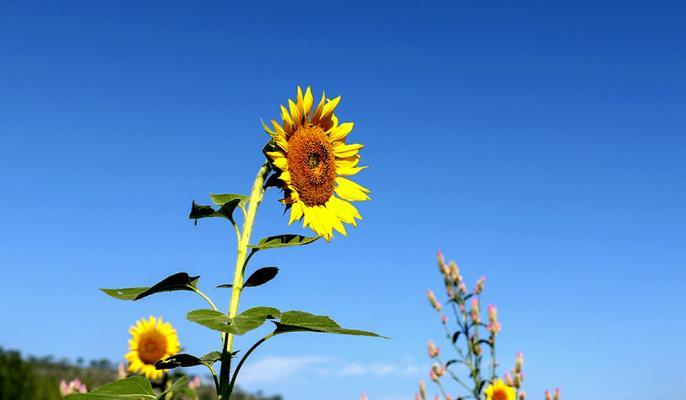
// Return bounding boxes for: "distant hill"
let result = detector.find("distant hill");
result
[0,348,281,400]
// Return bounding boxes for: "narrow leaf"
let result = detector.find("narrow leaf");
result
[244,267,279,287]
[452,331,461,344]
[249,234,319,250]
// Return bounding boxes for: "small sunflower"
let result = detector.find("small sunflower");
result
[263,86,370,241]
[125,316,180,380]
[484,379,517,400]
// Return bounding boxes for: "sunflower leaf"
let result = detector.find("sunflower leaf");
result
[161,376,189,397]
[249,234,319,250]
[187,307,281,335]
[100,287,148,301]
[210,193,249,208]
[64,376,156,399]
[200,351,223,364]
[154,354,203,370]
[244,267,279,287]
[101,273,199,302]
[189,199,242,225]
[274,311,385,338]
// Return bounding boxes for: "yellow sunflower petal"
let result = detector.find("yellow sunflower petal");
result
[335,177,370,201]
[303,86,314,116]
[333,142,364,158]
[328,122,354,142]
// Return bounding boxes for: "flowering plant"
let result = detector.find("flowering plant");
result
[418,252,559,400]
[66,87,381,399]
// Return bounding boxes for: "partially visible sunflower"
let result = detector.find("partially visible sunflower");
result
[263,86,370,241]
[125,316,180,380]
[484,379,517,400]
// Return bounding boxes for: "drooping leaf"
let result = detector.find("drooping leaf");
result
[189,199,241,225]
[215,283,233,289]
[249,234,319,250]
[154,354,203,370]
[452,331,461,344]
[65,376,156,399]
[101,273,199,302]
[100,287,148,301]
[187,307,281,335]
[134,273,199,300]
[210,193,249,207]
[274,311,384,337]
[244,267,279,287]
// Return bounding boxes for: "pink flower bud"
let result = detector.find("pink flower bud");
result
[419,380,426,400]
[470,298,481,324]
[427,290,442,311]
[360,393,368,400]
[545,390,552,400]
[474,276,486,294]
[554,388,561,400]
[519,390,527,400]
[504,372,514,386]
[441,315,447,324]
[428,340,440,358]
[515,352,524,373]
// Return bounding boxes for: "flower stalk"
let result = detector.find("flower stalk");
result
[218,162,270,399]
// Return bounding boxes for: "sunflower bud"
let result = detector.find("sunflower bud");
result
[428,340,440,358]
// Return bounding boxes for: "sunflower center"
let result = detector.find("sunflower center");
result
[287,124,336,206]
[493,388,509,400]
[137,330,168,365]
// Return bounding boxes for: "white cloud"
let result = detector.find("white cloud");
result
[238,356,329,384]
[238,355,423,384]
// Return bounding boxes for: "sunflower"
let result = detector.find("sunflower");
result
[484,379,517,400]
[263,86,370,241]
[125,316,180,380]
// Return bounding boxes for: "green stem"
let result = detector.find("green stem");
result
[218,162,270,399]
[190,287,218,311]
[227,332,274,396]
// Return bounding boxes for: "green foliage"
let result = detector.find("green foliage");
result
[101,273,200,301]
[65,376,157,399]
[249,234,318,250]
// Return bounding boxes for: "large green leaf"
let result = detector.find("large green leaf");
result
[187,307,281,335]
[210,193,249,207]
[274,311,384,337]
[189,199,241,225]
[100,273,199,301]
[64,376,156,399]
[249,234,319,250]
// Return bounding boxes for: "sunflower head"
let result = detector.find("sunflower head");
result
[484,379,517,400]
[263,86,370,241]
[125,316,180,380]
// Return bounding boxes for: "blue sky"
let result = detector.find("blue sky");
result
[1,1,684,399]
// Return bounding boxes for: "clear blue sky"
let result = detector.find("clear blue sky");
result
[1,1,684,399]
